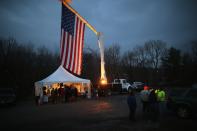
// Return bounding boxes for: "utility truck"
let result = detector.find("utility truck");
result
[97,79,133,96]
[111,79,133,93]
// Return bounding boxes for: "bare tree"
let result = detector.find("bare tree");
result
[144,40,167,70]
[133,45,149,68]
[121,51,136,68]
[105,43,121,80]
[0,38,59,99]
[82,47,100,84]
[121,50,139,81]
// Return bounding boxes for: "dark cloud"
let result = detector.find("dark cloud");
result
[0,0,197,52]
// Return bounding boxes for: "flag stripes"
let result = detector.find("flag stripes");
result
[60,9,85,75]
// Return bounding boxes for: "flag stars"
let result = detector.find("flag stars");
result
[61,4,75,35]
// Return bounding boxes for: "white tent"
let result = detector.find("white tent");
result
[34,65,91,98]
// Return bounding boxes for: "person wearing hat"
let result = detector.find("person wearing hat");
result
[140,85,150,114]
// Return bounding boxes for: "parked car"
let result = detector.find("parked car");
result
[131,82,144,90]
[0,88,16,105]
[167,86,197,118]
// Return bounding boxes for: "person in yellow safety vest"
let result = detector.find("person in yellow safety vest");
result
[155,89,159,95]
[155,87,166,119]
[157,89,166,102]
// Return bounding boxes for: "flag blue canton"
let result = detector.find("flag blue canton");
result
[61,4,75,35]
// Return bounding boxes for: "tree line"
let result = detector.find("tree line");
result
[0,38,197,99]
[83,40,197,87]
[0,38,59,99]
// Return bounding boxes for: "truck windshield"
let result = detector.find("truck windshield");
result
[114,79,120,83]
[122,80,126,83]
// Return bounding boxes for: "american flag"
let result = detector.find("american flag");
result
[60,3,85,75]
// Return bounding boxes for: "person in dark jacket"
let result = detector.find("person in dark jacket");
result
[149,89,159,122]
[64,85,69,103]
[127,90,137,121]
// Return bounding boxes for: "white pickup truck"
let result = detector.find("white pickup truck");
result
[111,79,133,93]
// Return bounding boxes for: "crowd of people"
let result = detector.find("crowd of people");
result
[35,84,80,105]
[127,85,166,122]
[35,83,167,123]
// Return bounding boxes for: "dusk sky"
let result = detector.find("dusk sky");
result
[0,0,197,53]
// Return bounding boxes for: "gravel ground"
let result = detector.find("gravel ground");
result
[0,94,196,131]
